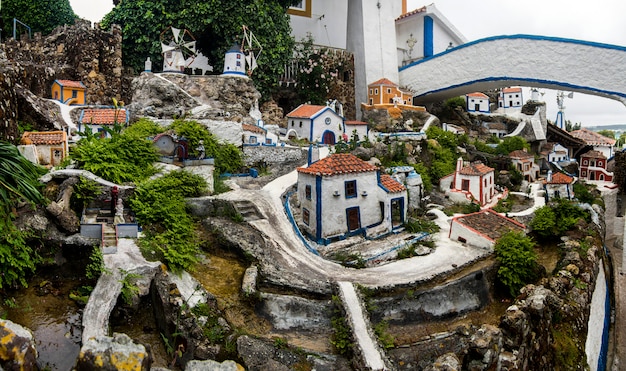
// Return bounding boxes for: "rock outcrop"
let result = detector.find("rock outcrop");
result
[0,49,19,141]
[0,320,38,371]
[76,333,151,371]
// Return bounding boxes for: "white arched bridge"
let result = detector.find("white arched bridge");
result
[399,34,626,106]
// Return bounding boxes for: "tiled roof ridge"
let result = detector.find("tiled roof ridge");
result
[297,153,378,176]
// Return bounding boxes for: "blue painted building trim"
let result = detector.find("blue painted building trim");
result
[598,277,610,371]
[315,175,322,242]
[413,75,626,101]
[391,196,406,226]
[345,206,361,232]
[309,118,315,142]
[222,71,247,76]
[423,16,434,58]
[400,34,626,72]
[283,191,320,256]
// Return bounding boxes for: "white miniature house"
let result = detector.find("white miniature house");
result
[285,104,345,144]
[297,153,407,244]
[466,92,490,113]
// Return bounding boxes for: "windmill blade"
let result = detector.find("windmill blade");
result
[172,27,181,42]
[183,41,196,53]
[161,43,176,53]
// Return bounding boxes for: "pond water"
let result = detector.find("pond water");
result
[4,266,84,371]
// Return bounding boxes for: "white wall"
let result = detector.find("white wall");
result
[585,266,608,371]
[289,0,348,49]
[449,221,493,250]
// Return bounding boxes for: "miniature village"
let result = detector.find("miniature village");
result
[0,1,625,371]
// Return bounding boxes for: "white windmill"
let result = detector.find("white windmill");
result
[555,91,574,130]
[223,25,263,78]
[160,27,197,73]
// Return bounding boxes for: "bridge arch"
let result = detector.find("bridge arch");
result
[399,35,626,106]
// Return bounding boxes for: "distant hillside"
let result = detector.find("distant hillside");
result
[586,123,626,132]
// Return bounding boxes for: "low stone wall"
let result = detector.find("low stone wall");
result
[0,49,19,141]
[243,145,306,166]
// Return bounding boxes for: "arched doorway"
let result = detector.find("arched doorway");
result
[322,130,336,145]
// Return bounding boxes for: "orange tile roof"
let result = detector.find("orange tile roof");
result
[242,124,265,134]
[453,209,525,242]
[287,104,327,118]
[395,5,427,21]
[545,172,573,184]
[459,162,494,176]
[467,92,489,99]
[20,131,67,145]
[297,154,378,176]
[570,128,616,146]
[581,150,606,159]
[509,150,533,159]
[345,121,368,126]
[56,80,86,89]
[81,108,127,125]
[368,78,398,87]
[502,87,522,93]
[380,174,406,193]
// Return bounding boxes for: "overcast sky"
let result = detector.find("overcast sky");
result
[70,0,626,127]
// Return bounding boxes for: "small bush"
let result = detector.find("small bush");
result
[494,231,539,297]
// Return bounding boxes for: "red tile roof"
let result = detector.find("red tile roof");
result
[570,128,616,146]
[297,154,378,176]
[395,5,427,21]
[345,121,368,126]
[502,87,522,93]
[467,92,489,99]
[368,78,398,87]
[509,150,533,159]
[459,162,494,176]
[20,131,67,145]
[380,174,406,193]
[81,108,127,125]
[581,150,607,159]
[545,172,573,184]
[287,104,327,118]
[453,209,525,242]
[242,124,265,134]
[56,80,86,89]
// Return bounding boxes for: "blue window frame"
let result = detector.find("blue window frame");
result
[345,180,357,199]
[303,208,310,225]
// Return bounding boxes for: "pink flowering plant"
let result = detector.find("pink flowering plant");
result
[295,34,340,104]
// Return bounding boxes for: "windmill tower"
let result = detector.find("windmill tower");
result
[555,91,573,129]
[222,26,263,78]
[160,27,197,73]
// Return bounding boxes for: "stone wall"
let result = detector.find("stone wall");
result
[1,19,124,105]
[0,49,19,141]
[242,145,306,165]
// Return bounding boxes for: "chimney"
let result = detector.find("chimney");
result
[402,0,407,15]
[547,170,553,182]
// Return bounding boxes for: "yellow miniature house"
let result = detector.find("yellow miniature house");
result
[367,78,413,106]
[51,80,86,105]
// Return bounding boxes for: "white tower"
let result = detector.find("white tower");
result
[347,1,402,119]
[222,43,247,78]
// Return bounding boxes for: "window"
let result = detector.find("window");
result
[265,138,272,145]
[249,136,257,144]
[370,89,373,95]
[299,121,303,128]
[598,161,603,167]
[72,90,78,98]
[345,180,357,198]
[236,61,241,67]
[583,159,588,165]
[461,179,470,191]
[305,185,312,200]
[291,120,294,127]
[287,0,311,17]
[458,236,467,244]
[237,54,241,60]
[369,98,373,105]
[387,88,391,94]
[374,88,378,95]
[303,208,310,225]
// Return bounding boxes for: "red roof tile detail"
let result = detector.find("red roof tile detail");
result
[395,5,427,21]
[509,150,533,159]
[380,174,406,193]
[545,172,573,184]
[459,162,494,176]
[368,78,398,87]
[298,154,378,176]
[502,87,522,93]
[56,80,86,89]
[81,108,127,125]
[287,104,327,118]
[345,121,368,126]
[570,128,616,146]
[581,150,607,159]
[20,131,66,145]
[467,92,488,99]
[454,209,525,242]
[242,124,265,134]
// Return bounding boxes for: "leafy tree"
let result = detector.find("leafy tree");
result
[101,0,297,97]
[426,126,458,151]
[565,120,581,132]
[494,230,539,297]
[614,151,626,193]
[1,0,76,36]
[496,136,529,155]
[597,129,615,139]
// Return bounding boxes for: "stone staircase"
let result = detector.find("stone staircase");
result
[232,200,265,221]
[102,224,118,254]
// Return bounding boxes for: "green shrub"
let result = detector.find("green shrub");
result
[530,206,557,238]
[123,118,165,138]
[494,230,539,297]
